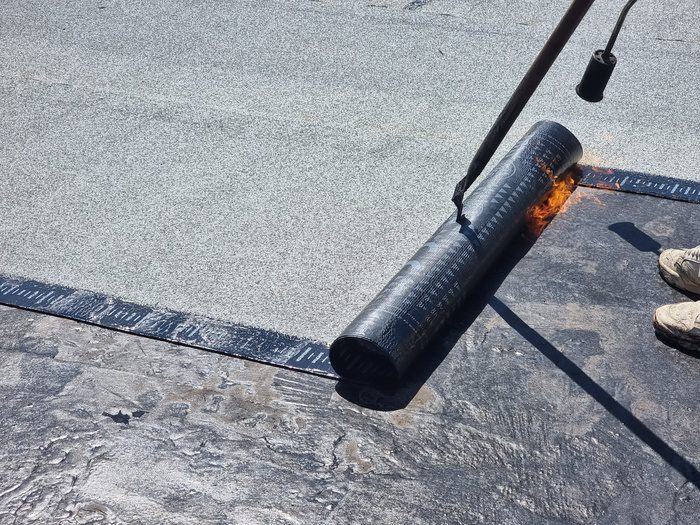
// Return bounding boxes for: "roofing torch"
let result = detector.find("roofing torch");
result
[452,0,640,221]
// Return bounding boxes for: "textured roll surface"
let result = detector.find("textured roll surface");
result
[330,120,583,383]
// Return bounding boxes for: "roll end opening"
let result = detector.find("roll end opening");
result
[329,337,400,385]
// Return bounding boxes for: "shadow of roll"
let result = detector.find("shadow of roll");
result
[330,120,583,385]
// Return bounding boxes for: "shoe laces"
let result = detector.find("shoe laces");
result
[687,245,700,262]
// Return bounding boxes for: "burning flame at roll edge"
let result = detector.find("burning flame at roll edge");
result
[524,158,579,237]
[525,158,618,236]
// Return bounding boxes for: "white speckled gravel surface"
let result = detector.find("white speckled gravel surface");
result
[1,0,698,341]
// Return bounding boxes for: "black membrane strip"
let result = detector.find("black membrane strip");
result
[1,149,697,383]
[0,276,337,379]
[578,165,700,203]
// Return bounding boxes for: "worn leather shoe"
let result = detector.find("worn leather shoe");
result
[653,301,700,352]
[658,246,700,295]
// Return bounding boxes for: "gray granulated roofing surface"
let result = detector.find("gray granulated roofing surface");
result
[1,0,698,341]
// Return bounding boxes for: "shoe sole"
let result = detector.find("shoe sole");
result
[654,329,700,356]
[658,259,700,295]
[653,311,700,354]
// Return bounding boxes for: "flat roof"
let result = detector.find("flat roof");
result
[1,0,698,342]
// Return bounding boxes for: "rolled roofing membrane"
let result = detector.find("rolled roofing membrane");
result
[330,120,583,384]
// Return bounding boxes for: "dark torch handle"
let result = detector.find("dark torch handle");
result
[451,0,596,220]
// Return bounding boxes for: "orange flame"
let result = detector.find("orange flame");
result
[525,171,577,236]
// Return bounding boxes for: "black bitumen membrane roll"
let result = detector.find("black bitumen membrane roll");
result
[330,120,583,384]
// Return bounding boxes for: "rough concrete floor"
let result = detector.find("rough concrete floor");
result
[1,0,699,340]
[1,188,698,524]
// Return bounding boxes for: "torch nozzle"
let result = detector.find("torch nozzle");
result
[576,0,639,102]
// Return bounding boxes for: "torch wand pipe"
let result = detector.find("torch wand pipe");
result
[452,0,596,221]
